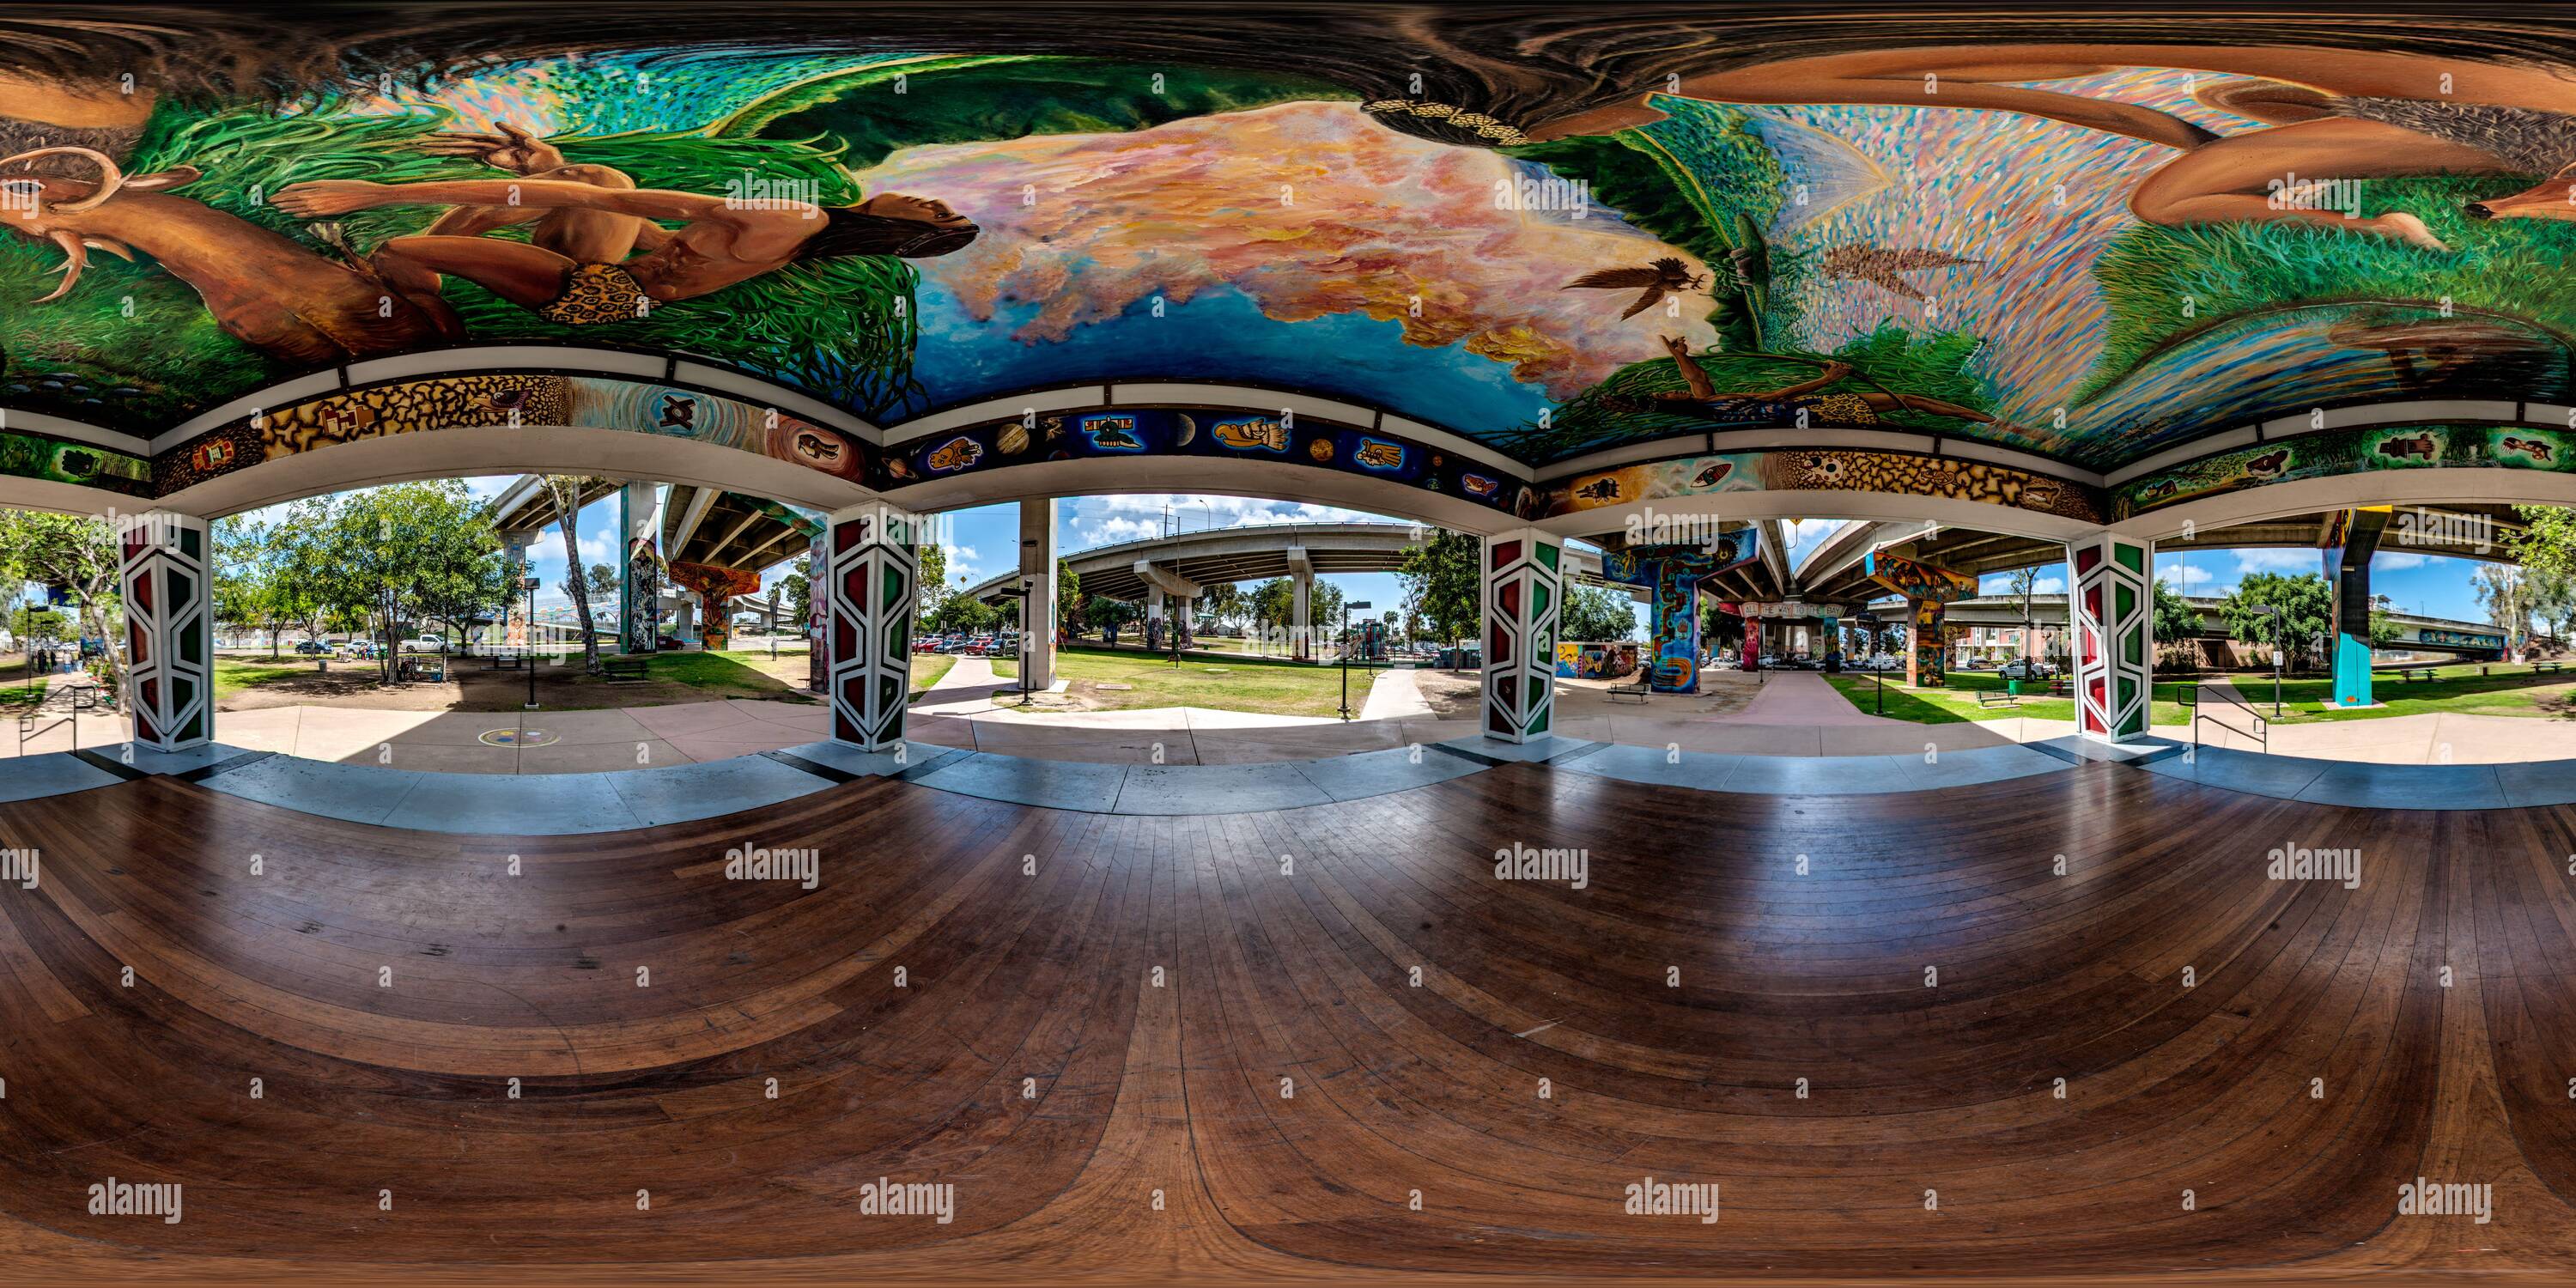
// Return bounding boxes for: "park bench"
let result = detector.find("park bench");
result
[2396,666,2439,683]
[598,658,650,682]
[1607,677,1650,704]
[2533,660,2562,676]
[1975,686,2018,708]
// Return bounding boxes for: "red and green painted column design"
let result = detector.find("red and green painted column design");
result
[1865,550,1978,690]
[2070,534,2153,743]
[1597,533,1762,692]
[825,503,918,751]
[1481,529,1561,743]
[118,511,215,751]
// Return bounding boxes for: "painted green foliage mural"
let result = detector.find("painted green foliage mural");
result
[8,9,2576,486]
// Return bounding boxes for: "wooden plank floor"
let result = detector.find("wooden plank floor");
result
[0,763,2570,1283]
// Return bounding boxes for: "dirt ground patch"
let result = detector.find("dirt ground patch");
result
[1412,665,1765,719]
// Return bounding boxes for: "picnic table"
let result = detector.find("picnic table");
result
[598,657,650,682]
[2395,665,2439,682]
[2534,660,2563,676]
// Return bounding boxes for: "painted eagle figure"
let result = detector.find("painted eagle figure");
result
[1561,256,1707,319]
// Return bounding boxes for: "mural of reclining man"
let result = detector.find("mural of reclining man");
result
[270,123,976,326]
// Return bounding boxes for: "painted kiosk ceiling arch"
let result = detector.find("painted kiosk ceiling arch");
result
[7,3,2576,751]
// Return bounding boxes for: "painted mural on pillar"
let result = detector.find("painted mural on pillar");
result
[9,9,2576,498]
[1600,532,1759,692]
[625,539,665,656]
[1556,641,1642,680]
[667,562,763,652]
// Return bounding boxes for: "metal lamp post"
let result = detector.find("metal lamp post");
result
[520,575,541,710]
[2261,604,2285,717]
[1340,600,1370,721]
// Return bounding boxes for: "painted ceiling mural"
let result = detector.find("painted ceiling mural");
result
[6,4,2576,483]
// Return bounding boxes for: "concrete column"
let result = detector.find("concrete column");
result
[1145,588,1164,652]
[116,510,214,751]
[1291,568,1314,661]
[1480,527,1561,743]
[2069,533,2154,743]
[619,482,665,654]
[1018,498,1056,689]
[1741,617,1761,671]
[824,503,918,750]
[2326,507,2390,708]
[674,593,699,647]
[1820,613,1842,673]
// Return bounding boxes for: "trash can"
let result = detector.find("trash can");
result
[2006,678,2020,696]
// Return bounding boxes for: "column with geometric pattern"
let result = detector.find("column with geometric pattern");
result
[118,511,215,751]
[1480,528,1561,744]
[825,503,918,751]
[2069,533,2154,744]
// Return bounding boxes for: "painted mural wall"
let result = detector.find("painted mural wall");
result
[8,12,2576,508]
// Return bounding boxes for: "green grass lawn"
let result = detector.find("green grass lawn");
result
[910,653,957,695]
[215,656,316,701]
[1002,645,1373,717]
[639,649,817,700]
[1825,670,2191,727]
[1826,662,2576,727]
[2209,662,2576,723]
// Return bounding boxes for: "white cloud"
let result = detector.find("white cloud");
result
[2233,547,2318,574]
[2158,561,2221,589]
[2028,575,2064,595]
[2374,551,2430,570]
[1058,494,1408,553]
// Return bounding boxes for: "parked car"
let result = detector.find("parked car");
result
[295,640,331,655]
[400,636,447,653]
[1998,659,2057,681]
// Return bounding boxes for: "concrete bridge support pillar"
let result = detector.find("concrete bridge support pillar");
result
[2326,507,2391,708]
[1019,498,1057,690]
[618,482,664,655]
[1288,546,1314,662]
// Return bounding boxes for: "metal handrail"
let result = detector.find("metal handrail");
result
[2180,683,2269,754]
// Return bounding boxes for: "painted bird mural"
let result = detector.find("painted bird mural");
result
[1561,256,1706,319]
[1818,244,1980,298]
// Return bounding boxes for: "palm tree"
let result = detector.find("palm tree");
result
[541,477,604,673]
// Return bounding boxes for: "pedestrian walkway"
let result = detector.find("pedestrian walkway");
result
[1715,670,1909,726]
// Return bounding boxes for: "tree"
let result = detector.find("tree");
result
[1057,557,1080,640]
[2474,563,2532,653]
[914,544,948,626]
[2151,575,2202,668]
[294,482,501,682]
[2216,572,2333,672]
[402,489,507,653]
[542,477,605,671]
[2006,565,2043,658]
[0,511,121,687]
[1398,528,1480,662]
[782,556,812,637]
[1560,583,1637,641]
